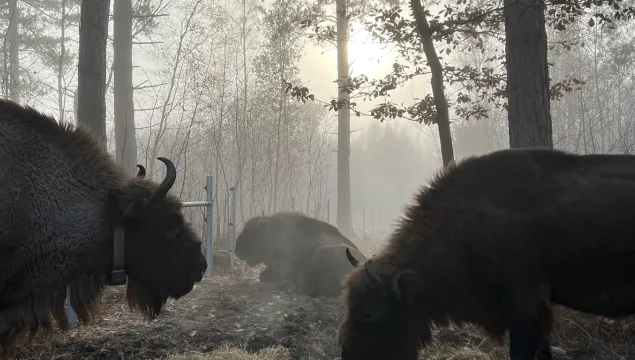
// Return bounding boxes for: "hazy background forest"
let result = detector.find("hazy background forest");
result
[1,0,631,253]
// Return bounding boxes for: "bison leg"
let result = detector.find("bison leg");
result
[536,340,553,360]
[508,321,543,360]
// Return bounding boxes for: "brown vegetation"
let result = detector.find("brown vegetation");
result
[10,267,635,360]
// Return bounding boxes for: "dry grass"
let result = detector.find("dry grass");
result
[167,345,291,360]
[10,265,635,360]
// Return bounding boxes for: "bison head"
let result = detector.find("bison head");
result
[234,216,272,266]
[108,157,207,319]
[338,248,425,360]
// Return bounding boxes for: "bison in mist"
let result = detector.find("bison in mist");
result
[308,244,366,297]
[339,148,635,360]
[0,100,207,358]
[234,212,363,297]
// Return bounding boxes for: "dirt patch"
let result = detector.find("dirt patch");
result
[12,267,635,359]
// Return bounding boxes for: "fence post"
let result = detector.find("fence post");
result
[229,185,237,271]
[205,176,214,278]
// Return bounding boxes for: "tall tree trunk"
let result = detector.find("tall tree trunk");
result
[336,0,353,239]
[77,0,110,150]
[8,0,19,103]
[113,0,138,176]
[58,0,66,121]
[411,0,454,166]
[504,0,553,148]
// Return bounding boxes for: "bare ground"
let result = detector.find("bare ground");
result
[13,266,635,360]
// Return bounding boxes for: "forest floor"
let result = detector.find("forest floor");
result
[13,266,635,360]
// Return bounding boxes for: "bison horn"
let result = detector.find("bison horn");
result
[136,164,146,177]
[145,157,176,207]
[345,247,359,267]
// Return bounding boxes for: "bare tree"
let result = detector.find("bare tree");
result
[8,0,19,103]
[113,0,138,176]
[336,0,353,238]
[77,0,110,149]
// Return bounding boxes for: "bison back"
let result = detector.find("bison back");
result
[397,148,635,322]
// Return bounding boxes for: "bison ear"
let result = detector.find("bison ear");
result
[390,270,421,304]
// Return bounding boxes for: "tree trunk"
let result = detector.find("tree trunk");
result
[8,0,19,103]
[504,0,553,148]
[58,0,66,121]
[113,0,138,176]
[77,0,110,150]
[411,0,454,166]
[336,0,353,239]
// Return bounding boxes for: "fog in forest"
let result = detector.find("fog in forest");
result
[5,0,631,252]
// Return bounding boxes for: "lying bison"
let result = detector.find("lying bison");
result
[339,147,635,360]
[0,100,207,358]
[307,244,366,297]
[234,212,362,297]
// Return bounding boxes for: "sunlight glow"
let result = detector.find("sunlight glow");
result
[346,28,394,78]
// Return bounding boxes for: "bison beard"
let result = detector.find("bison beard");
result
[339,148,635,360]
[0,100,207,358]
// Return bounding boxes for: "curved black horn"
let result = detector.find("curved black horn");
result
[345,247,359,267]
[145,157,176,207]
[136,164,146,177]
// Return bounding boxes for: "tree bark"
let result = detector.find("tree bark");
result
[77,0,110,150]
[58,0,67,121]
[411,0,454,166]
[8,0,19,103]
[336,0,353,239]
[113,0,138,176]
[504,0,553,148]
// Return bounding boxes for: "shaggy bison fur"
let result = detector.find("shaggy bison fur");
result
[234,212,362,297]
[0,100,207,358]
[339,147,635,360]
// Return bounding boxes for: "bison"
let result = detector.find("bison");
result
[0,100,207,358]
[307,244,366,297]
[338,147,635,360]
[234,212,362,297]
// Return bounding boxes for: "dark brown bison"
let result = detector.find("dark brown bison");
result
[339,147,635,360]
[234,212,361,297]
[0,100,207,358]
[307,244,366,297]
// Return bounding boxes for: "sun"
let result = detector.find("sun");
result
[346,28,393,78]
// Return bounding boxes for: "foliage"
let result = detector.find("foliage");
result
[285,0,635,127]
